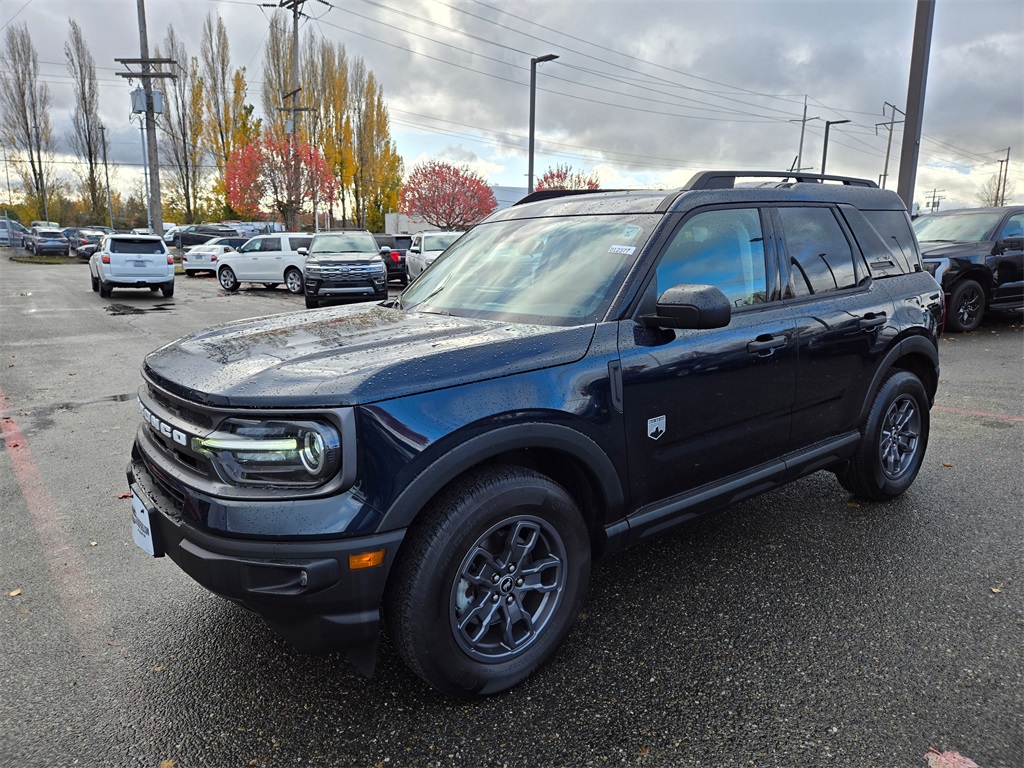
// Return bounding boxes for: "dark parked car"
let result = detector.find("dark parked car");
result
[302,229,389,308]
[373,233,412,284]
[128,171,942,699]
[67,228,108,258]
[172,224,238,250]
[914,205,1024,332]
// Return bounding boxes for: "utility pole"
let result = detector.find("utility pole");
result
[821,119,850,174]
[897,0,936,210]
[99,125,114,228]
[876,102,905,189]
[2,145,11,206]
[997,147,1011,206]
[276,0,310,231]
[115,0,176,235]
[791,95,819,173]
[925,188,945,212]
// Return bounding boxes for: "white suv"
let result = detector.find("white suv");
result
[405,231,464,281]
[89,234,175,298]
[215,233,313,294]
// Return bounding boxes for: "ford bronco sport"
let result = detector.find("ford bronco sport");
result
[128,171,943,698]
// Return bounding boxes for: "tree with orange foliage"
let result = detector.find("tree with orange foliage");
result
[536,164,600,191]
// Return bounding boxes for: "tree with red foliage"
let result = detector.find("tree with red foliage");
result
[401,160,497,230]
[536,163,600,191]
[225,131,335,229]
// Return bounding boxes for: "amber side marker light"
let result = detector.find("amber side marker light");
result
[349,550,386,570]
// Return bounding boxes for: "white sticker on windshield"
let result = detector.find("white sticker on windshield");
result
[621,224,643,240]
[608,245,636,255]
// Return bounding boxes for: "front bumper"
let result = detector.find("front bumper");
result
[304,275,388,301]
[127,453,405,657]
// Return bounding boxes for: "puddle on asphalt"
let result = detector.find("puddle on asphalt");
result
[104,302,175,315]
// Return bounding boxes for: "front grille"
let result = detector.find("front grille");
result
[147,383,213,428]
[319,263,382,280]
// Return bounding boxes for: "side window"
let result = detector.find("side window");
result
[240,239,261,253]
[290,237,312,251]
[779,207,856,296]
[261,237,282,252]
[1002,214,1024,239]
[656,208,768,308]
[412,236,421,251]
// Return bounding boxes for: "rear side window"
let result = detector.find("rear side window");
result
[109,239,165,254]
[289,237,312,251]
[860,209,917,273]
[260,237,282,252]
[778,207,856,296]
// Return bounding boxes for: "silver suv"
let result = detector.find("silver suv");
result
[89,234,175,298]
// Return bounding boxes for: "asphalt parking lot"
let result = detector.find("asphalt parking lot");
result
[1,256,1021,768]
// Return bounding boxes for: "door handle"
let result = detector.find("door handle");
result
[747,334,787,356]
[858,312,887,330]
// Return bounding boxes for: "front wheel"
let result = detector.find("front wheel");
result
[386,465,590,699]
[304,295,319,309]
[836,370,930,501]
[218,266,240,291]
[947,279,985,333]
[284,268,303,294]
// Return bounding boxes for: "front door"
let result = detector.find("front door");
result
[619,206,797,511]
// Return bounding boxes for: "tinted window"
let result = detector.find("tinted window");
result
[657,208,768,308]
[260,237,282,252]
[110,239,165,254]
[861,209,916,273]
[913,211,1003,243]
[1001,214,1024,239]
[289,237,312,251]
[779,207,856,296]
[310,232,379,255]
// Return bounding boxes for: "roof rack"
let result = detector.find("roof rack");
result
[514,188,629,206]
[683,171,877,190]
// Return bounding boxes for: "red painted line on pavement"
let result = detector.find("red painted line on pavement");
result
[933,405,1024,423]
[0,388,105,638]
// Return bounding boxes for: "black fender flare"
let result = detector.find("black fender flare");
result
[379,422,625,532]
[857,335,939,423]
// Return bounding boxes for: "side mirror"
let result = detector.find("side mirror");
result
[642,284,731,330]
[379,245,391,254]
[297,247,308,256]
[1000,235,1023,251]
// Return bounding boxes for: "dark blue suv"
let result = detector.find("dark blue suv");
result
[127,172,942,698]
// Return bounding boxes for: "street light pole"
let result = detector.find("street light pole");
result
[528,53,558,194]
[821,119,850,174]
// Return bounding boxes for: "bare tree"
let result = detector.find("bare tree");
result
[975,173,1016,207]
[65,18,108,220]
[157,26,205,224]
[261,12,292,139]
[0,23,56,219]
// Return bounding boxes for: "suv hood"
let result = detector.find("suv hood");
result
[144,305,596,407]
[919,240,993,259]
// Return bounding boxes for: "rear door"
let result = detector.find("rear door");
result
[619,206,797,509]
[993,211,1024,305]
[773,205,894,448]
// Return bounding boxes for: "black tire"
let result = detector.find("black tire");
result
[836,371,930,501]
[284,267,304,294]
[90,272,99,292]
[161,282,174,298]
[946,279,985,333]
[99,279,112,298]
[150,286,160,292]
[304,295,319,309]
[185,270,196,278]
[173,237,181,250]
[262,283,279,290]
[218,266,239,291]
[385,465,591,698]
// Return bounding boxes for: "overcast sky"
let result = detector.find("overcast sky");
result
[2,0,1021,211]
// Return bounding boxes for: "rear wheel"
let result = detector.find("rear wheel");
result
[90,272,99,292]
[218,266,240,291]
[185,270,196,278]
[284,267,303,294]
[386,465,590,698]
[836,370,929,501]
[947,278,985,333]
[161,282,174,298]
[99,279,112,298]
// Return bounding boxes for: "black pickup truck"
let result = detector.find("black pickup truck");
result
[128,171,942,698]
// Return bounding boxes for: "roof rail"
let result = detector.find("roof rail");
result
[514,188,628,206]
[683,171,878,190]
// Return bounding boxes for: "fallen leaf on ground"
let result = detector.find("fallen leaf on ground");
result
[9,589,22,597]
[991,584,1003,594]
[159,760,176,768]
[942,463,953,467]
[89,541,98,547]
[846,501,860,508]
[925,749,980,768]
[117,493,131,499]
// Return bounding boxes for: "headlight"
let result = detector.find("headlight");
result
[305,262,321,276]
[192,418,341,488]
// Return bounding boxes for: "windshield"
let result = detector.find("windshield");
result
[310,232,379,255]
[423,233,463,252]
[913,211,1003,243]
[399,214,657,325]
